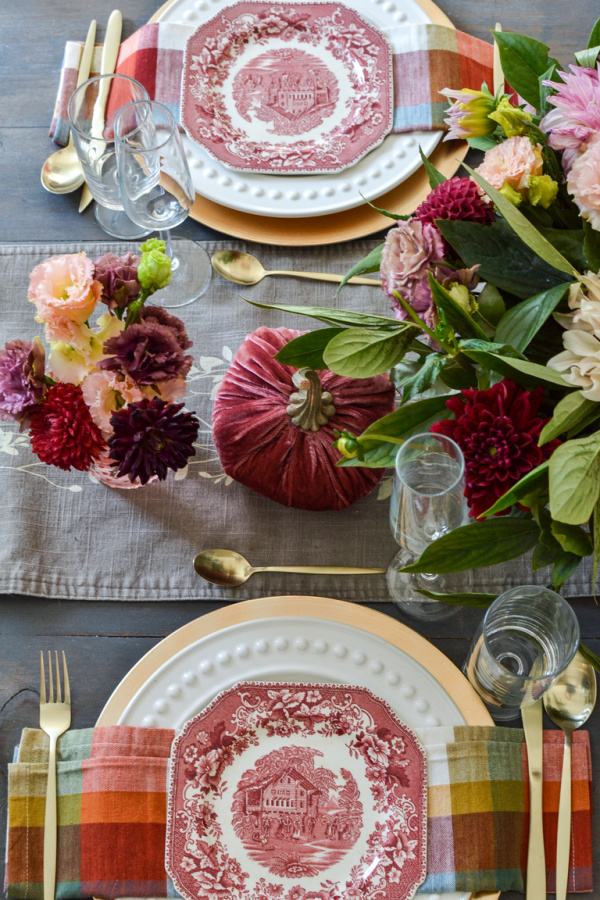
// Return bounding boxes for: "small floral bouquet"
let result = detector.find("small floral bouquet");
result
[248,18,600,629]
[0,240,200,487]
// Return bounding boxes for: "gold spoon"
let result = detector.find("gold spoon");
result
[543,652,597,900]
[194,548,386,588]
[211,250,382,287]
[41,20,96,194]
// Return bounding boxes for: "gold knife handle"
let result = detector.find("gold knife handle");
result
[526,764,546,900]
[555,733,572,900]
[76,20,97,90]
[268,270,381,286]
[91,9,123,137]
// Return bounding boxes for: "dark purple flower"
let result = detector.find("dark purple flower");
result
[99,321,193,386]
[0,338,47,422]
[108,397,199,484]
[94,252,141,311]
[138,305,193,351]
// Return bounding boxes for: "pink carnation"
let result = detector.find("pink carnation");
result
[567,132,600,231]
[380,219,445,301]
[475,135,543,195]
[540,64,600,172]
[28,253,101,325]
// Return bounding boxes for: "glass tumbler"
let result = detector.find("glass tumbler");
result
[68,74,152,239]
[463,585,580,721]
[387,432,471,620]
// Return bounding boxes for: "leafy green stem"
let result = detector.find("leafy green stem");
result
[392,291,453,353]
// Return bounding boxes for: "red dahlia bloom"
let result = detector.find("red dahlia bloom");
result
[431,379,559,518]
[29,383,106,471]
[414,176,495,241]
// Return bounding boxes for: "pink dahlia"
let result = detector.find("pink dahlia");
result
[29,383,106,471]
[414,177,495,229]
[0,338,46,422]
[540,64,600,172]
[431,379,559,518]
[567,132,600,230]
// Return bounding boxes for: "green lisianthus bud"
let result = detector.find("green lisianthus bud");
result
[138,240,172,293]
[488,96,533,137]
[333,429,363,460]
[499,183,523,207]
[528,174,559,208]
[447,283,478,314]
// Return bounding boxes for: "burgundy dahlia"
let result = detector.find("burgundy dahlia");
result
[94,251,141,311]
[138,305,193,351]
[430,379,559,518]
[108,397,199,484]
[414,176,495,251]
[29,383,106,471]
[0,338,46,422]
[99,321,193,386]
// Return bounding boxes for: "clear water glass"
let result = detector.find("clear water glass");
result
[463,585,580,721]
[68,75,151,239]
[387,432,471,620]
[114,100,211,308]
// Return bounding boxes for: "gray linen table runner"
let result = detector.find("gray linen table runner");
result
[0,240,592,600]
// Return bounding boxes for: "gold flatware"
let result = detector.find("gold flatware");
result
[79,10,123,213]
[41,20,96,194]
[211,250,382,287]
[521,697,545,900]
[194,548,386,587]
[543,653,597,900]
[40,652,71,900]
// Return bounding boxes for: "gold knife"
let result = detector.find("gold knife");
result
[79,10,123,213]
[521,698,546,900]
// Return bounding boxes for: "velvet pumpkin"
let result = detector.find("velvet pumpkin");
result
[212,326,396,511]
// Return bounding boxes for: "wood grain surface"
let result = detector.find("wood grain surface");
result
[1,1,600,898]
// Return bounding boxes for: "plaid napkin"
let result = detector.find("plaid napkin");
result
[5,724,592,898]
[49,21,493,146]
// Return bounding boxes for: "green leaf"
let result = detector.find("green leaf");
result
[539,391,600,445]
[419,146,447,188]
[458,338,523,358]
[494,283,571,353]
[440,360,478,390]
[578,641,600,675]
[428,274,490,341]
[274,328,344,369]
[415,589,497,607]
[575,45,600,68]
[593,495,600,598]
[458,350,572,390]
[550,521,593,556]
[549,433,600,524]
[492,30,558,109]
[553,552,582,588]
[465,164,579,278]
[589,17,600,49]
[337,243,384,292]
[482,462,549,516]
[437,219,569,299]
[399,353,447,402]
[539,63,558,117]
[323,326,420,378]
[583,219,600,271]
[399,517,540,574]
[538,228,587,270]
[244,299,399,328]
[467,135,500,151]
[532,540,560,570]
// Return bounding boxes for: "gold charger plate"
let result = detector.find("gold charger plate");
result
[149,0,469,245]
[98,596,498,900]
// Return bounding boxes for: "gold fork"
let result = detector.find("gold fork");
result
[40,652,71,900]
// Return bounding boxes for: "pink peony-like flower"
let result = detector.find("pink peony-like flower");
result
[414,176,495,229]
[28,253,101,325]
[380,219,445,311]
[81,369,146,438]
[567,132,600,231]
[475,135,543,195]
[540,64,600,172]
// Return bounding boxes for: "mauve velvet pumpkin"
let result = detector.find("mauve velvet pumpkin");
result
[212,326,396,511]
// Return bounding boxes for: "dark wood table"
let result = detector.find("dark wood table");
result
[1,0,599,897]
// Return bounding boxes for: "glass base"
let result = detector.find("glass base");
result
[386,547,471,621]
[461,656,523,721]
[151,241,212,308]
[94,204,152,240]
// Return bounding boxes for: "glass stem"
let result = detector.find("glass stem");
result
[159,230,178,272]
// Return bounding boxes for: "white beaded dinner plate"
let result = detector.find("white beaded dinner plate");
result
[155,0,442,217]
[98,597,499,900]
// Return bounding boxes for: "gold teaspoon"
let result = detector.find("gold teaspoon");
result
[543,652,597,900]
[41,20,96,194]
[211,250,382,287]
[194,549,386,588]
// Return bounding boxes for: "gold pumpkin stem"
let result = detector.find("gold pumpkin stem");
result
[286,368,336,432]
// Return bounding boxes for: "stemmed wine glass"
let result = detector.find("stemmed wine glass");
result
[68,74,152,240]
[114,99,211,308]
[387,432,472,619]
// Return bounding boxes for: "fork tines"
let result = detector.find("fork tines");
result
[40,651,70,704]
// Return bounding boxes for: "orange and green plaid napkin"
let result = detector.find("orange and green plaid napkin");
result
[5,724,592,898]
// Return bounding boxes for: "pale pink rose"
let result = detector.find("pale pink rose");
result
[29,253,101,324]
[380,219,445,301]
[81,369,145,437]
[567,132,600,230]
[475,135,543,194]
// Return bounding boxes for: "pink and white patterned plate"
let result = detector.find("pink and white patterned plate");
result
[166,682,427,900]
[181,2,394,174]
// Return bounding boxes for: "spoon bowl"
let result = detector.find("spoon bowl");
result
[193,549,386,588]
[211,249,381,287]
[41,140,85,194]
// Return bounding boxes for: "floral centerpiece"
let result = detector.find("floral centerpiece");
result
[247,19,600,642]
[0,240,199,487]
